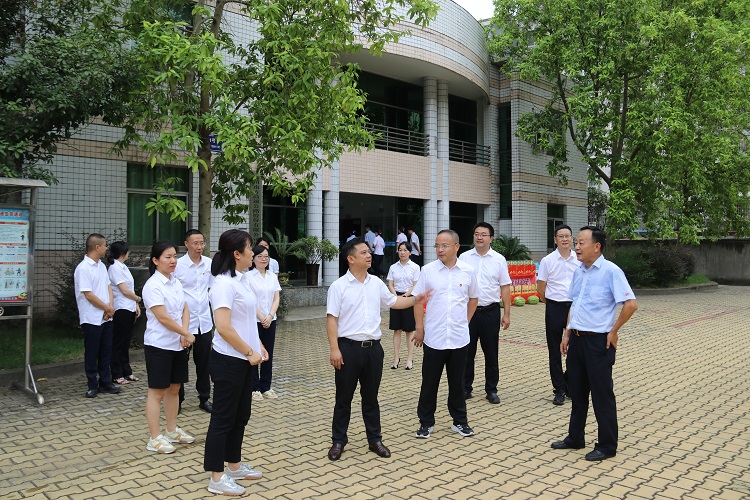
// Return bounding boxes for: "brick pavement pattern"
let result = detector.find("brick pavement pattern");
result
[1,286,750,499]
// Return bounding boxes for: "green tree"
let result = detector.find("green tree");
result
[116,0,438,251]
[0,0,132,184]
[488,0,750,244]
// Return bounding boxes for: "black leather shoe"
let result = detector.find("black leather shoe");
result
[551,440,585,450]
[486,392,500,404]
[85,388,98,398]
[368,440,391,458]
[464,392,473,400]
[328,442,344,461]
[553,393,565,405]
[199,400,213,413]
[585,449,616,461]
[100,385,122,394]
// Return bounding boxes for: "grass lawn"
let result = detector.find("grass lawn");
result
[0,322,85,370]
[678,274,711,285]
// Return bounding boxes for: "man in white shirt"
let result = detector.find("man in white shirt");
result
[326,238,429,461]
[174,229,214,413]
[458,222,511,404]
[406,226,422,266]
[74,234,121,398]
[537,224,580,405]
[371,228,386,278]
[363,224,375,252]
[413,229,479,438]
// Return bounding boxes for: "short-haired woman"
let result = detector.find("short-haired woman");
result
[108,241,141,385]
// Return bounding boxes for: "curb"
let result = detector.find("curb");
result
[632,281,719,296]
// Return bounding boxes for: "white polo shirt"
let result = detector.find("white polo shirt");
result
[458,247,511,307]
[248,268,282,320]
[210,271,261,360]
[537,248,579,302]
[174,254,214,334]
[74,255,112,326]
[396,232,407,245]
[387,260,420,293]
[108,260,137,312]
[409,233,421,255]
[142,271,186,351]
[327,271,397,341]
[373,235,385,256]
[412,259,479,350]
[268,257,280,274]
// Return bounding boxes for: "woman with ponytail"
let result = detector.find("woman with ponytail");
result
[107,241,141,385]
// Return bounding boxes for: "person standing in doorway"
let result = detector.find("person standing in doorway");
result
[363,224,375,252]
[458,222,511,404]
[174,229,214,413]
[537,224,579,405]
[372,228,386,278]
[406,226,422,267]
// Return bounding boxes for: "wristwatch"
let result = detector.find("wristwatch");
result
[246,348,254,357]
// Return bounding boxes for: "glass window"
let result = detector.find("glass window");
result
[547,204,565,249]
[126,163,189,246]
[498,104,512,219]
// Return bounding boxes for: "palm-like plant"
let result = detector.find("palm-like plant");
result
[263,228,295,273]
[491,235,531,261]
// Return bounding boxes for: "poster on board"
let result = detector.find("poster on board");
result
[0,209,30,304]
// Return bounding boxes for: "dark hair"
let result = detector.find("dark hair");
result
[149,240,176,275]
[473,222,494,237]
[365,224,371,230]
[554,224,573,237]
[257,236,271,246]
[211,229,253,277]
[341,237,365,258]
[250,244,269,270]
[580,225,606,250]
[184,229,203,242]
[399,227,405,233]
[397,241,412,253]
[107,241,129,265]
[86,233,106,252]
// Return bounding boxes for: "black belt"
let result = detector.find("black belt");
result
[570,329,606,336]
[476,302,500,311]
[339,337,380,347]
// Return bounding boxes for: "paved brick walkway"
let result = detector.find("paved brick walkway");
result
[2,286,750,499]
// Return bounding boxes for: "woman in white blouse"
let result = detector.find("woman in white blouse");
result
[248,244,282,401]
[387,241,421,370]
[204,229,267,496]
[142,240,195,455]
[107,241,141,385]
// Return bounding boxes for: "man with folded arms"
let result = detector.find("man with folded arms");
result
[326,237,429,461]
[551,226,637,461]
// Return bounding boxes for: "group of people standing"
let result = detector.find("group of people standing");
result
[74,229,282,495]
[327,222,637,464]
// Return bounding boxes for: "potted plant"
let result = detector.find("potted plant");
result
[290,235,339,286]
[263,228,295,285]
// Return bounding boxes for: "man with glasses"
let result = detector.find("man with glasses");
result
[458,222,511,404]
[538,224,579,405]
[174,229,214,413]
[413,230,479,438]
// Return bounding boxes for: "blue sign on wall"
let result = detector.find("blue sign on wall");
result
[209,133,223,153]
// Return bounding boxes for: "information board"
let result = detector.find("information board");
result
[0,208,30,304]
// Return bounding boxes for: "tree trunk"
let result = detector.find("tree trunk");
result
[198,146,212,256]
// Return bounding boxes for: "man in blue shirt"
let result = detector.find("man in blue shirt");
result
[551,226,638,461]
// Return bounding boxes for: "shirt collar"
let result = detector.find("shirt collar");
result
[154,271,175,284]
[84,255,99,266]
[345,270,371,284]
[555,248,577,261]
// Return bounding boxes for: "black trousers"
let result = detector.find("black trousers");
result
[82,322,113,390]
[565,333,618,454]
[204,350,252,472]
[464,305,501,395]
[111,309,135,380]
[179,327,212,404]
[545,300,572,395]
[372,254,385,276]
[251,320,276,393]
[331,339,384,445]
[418,344,469,427]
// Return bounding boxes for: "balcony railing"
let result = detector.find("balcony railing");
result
[366,124,429,157]
[448,139,491,166]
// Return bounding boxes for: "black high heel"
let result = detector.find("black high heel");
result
[390,358,400,369]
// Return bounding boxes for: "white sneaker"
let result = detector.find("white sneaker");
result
[252,391,263,401]
[261,389,278,399]
[147,435,176,454]
[165,426,195,444]
[208,474,245,496]
[226,463,263,480]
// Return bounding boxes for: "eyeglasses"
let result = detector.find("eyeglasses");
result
[473,232,491,238]
[434,244,456,250]
[255,255,269,260]
[555,235,573,240]
[190,241,206,247]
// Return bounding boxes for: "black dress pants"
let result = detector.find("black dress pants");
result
[464,305,501,395]
[251,320,276,393]
[565,333,618,454]
[545,300,571,395]
[331,339,384,445]
[204,350,252,472]
[418,344,469,427]
[179,327,212,404]
[111,309,135,380]
[82,322,113,390]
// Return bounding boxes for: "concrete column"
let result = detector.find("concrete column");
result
[306,165,323,285]
[423,76,438,263]
[323,159,340,286]
[437,79,450,230]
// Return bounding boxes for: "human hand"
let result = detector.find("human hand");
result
[560,330,569,356]
[330,349,344,369]
[412,328,425,347]
[501,314,510,330]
